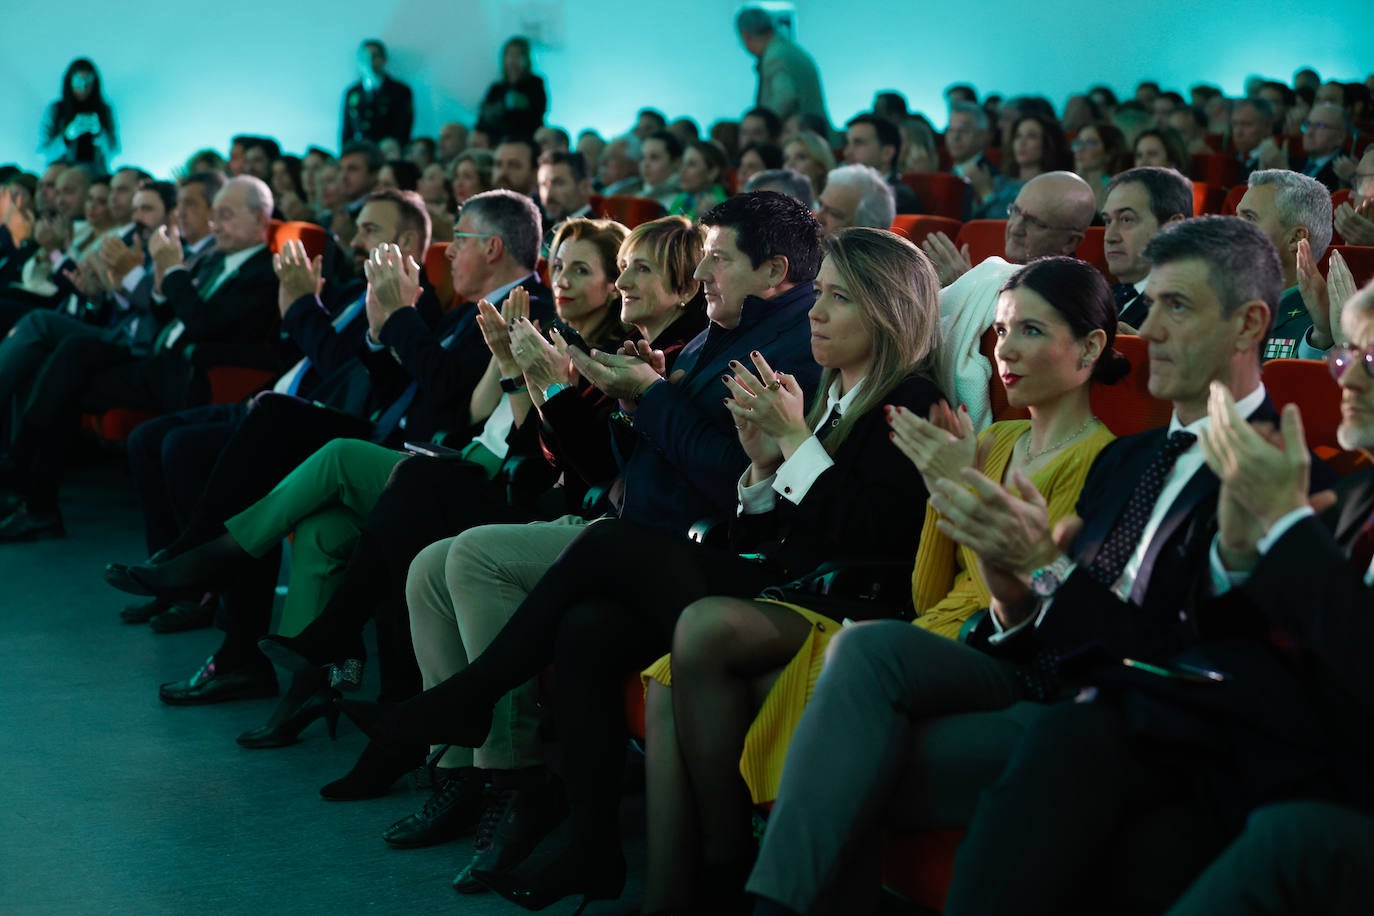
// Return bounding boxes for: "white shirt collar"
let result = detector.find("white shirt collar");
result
[813,376,866,433]
[220,242,266,277]
[1169,382,1267,436]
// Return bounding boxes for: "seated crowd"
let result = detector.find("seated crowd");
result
[4,40,1374,916]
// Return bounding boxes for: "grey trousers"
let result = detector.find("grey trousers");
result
[1165,801,1374,915]
[405,515,590,770]
[746,620,1041,915]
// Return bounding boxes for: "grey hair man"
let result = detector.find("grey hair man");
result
[815,164,895,235]
[743,167,814,206]
[1236,168,1334,358]
[736,6,831,129]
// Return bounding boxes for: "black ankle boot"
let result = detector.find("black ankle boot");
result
[453,768,565,893]
[473,821,625,913]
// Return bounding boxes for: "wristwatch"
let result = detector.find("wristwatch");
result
[543,381,572,401]
[499,376,527,394]
[1028,555,1076,598]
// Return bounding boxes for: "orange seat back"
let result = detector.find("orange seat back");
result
[424,243,455,310]
[596,195,666,228]
[1192,181,1226,215]
[1089,335,1172,437]
[890,215,962,247]
[1075,226,1111,280]
[1263,358,1370,476]
[1221,184,1247,216]
[899,172,969,220]
[1192,153,1243,188]
[268,220,328,259]
[955,220,1007,266]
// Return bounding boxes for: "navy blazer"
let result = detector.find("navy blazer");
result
[618,282,822,534]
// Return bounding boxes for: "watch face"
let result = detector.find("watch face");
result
[1029,569,1059,598]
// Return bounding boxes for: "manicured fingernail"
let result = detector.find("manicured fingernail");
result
[721,375,731,383]
[889,431,895,439]
[752,350,761,357]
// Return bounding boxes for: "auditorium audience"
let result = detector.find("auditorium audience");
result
[5,39,1373,916]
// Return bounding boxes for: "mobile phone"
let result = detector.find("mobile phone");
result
[1121,657,1226,685]
[404,440,460,458]
[549,319,590,353]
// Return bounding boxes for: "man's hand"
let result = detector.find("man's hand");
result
[1296,238,1335,350]
[272,238,324,317]
[920,231,972,286]
[1334,197,1374,247]
[363,243,421,339]
[1255,137,1289,171]
[97,234,143,286]
[1198,380,1310,531]
[568,346,663,404]
[147,224,184,274]
[33,216,66,253]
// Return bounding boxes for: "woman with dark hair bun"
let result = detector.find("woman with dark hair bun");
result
[40,58,118,173]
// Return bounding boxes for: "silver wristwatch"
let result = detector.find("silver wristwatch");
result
[1028,555,1076,598]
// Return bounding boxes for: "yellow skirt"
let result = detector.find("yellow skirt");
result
[642,600,839,805]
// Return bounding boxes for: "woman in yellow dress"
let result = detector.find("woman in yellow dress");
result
[641,255,1128,913]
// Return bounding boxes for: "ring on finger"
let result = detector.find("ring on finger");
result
[766,379,781,392]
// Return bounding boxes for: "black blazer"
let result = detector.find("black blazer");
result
[370,275,553,442]
[732,373,944,579]
[279,279,369,394]
[158,246,279,351]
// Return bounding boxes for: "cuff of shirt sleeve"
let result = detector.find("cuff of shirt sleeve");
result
[1207,533,1251,595]
[364,331,386,352]
[771,435,833,505]
[1257,506,1316,555]
[121,264,146,294]
[1297,326,1334,359]
[986,601,1042,643]
[738,467,778,516]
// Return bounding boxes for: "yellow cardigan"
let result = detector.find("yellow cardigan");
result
[911,420,1116,638]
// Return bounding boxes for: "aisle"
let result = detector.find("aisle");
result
[0,465,643,916]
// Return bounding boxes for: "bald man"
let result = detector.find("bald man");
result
[926,171,1097,428]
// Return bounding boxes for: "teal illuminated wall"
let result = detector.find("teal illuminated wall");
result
[2,0,1370,176]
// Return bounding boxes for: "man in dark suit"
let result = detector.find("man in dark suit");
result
[1295,102,1351,192]
[340,39,413,148]
[0,175,279,541]
[148,188,552,704]
[749,216,1309,916]
[931,229,1363,914]
[1101,166,1192,332]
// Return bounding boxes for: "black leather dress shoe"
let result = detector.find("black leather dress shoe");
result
[120,597,168,624]
[158,657,278,706]
[0,507,65,542]
[149,599,215,634]
[383,767,485,848]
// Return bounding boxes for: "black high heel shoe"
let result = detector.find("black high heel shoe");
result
[319,739,426,801]
[259,635,364,692]
[236,684,340,749]
[334,696,494,750]
[103,533,250,600]
[473,828,626,914]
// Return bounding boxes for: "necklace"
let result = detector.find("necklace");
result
[1021,416,1099,462]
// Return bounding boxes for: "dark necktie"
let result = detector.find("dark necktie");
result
[196,251,226,293]
[1111,283,1137,309]
[1087,431,1198,588]
[815,405,842,445]
[1350,514,1374,576]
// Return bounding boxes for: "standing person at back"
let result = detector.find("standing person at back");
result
[341,40,414,148]
[736,8,830,133]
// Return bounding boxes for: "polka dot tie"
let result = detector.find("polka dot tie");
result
[1087,431,1197,588]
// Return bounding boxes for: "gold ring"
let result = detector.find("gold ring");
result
[766,379,781,392]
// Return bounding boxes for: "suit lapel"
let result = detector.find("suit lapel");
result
[1331,469,1374,547]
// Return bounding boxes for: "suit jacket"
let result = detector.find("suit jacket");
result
[756,34,830,126]
[732,373,944,579]
[1297,154,1344,193]
[157,246,279,355]
[617,282,821,534]
[278,279,368,395]
[341,75,414,146]
[370,275,553,442]
[1262,287,1314,361]
[971,398,1336,669]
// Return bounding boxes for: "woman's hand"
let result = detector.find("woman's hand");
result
[722,350,809,468]
[510,317,573,391]
[889,400,978,487]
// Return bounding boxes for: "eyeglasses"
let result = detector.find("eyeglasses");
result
[452,230,494,244]
[1301,120,1342,133]
[1007,202,1075,232]
[1326,342,1374,381]
[1071,138,1101,151]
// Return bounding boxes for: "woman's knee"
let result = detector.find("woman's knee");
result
[671,597,751,674]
